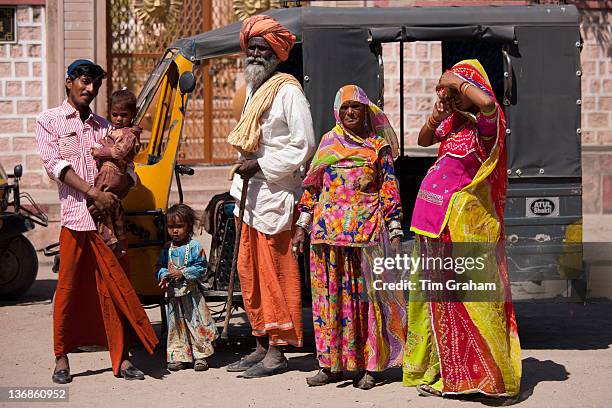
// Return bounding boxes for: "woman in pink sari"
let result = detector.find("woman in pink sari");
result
[403,60,521,398]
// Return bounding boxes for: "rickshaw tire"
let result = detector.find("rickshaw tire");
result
[0,234,38,300]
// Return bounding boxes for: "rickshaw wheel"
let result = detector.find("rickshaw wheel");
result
[0,234,38,300]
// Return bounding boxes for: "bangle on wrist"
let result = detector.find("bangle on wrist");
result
[388,220,402,231]
[426,115,441,131]
[296,211,312,232]
[389,229,404,239]
[460,81,471,95]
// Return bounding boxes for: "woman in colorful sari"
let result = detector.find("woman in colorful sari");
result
[404,60,521,398]
[292,85,406,390]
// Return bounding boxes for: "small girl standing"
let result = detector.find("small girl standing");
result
[156,204,218,371]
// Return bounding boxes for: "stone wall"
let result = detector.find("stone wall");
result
[45,0,108,118]
[381,41,441,151]
[579,4,612,214]
[0,5,47,189]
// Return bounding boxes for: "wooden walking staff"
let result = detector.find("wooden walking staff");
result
[221,163,248,339]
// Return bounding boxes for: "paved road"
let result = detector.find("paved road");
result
[1,263,612,408]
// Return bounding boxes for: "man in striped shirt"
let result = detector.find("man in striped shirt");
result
[36,59,158,384]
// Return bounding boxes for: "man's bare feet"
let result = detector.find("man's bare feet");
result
[120,359,133,371]
[54,355,69,371]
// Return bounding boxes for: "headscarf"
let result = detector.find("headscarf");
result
[239,15,296,62]
[436,59,495,135]
[303,85,399,187]
[442,59,508,234]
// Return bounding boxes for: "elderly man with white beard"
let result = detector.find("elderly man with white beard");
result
[225,15,315,378]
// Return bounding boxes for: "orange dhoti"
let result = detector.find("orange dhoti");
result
[54,227,158,375]
[237,220,303,347]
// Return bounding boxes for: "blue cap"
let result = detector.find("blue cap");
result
[66,59,103,78]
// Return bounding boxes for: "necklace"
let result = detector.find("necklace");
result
[169,241,190,269]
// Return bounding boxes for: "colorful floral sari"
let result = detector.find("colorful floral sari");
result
[403,60,521,396]
[300,85,406,372]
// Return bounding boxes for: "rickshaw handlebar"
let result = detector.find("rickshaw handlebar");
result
[175,164,195,176]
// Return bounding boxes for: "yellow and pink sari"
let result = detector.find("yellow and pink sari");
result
[403,60,521,397]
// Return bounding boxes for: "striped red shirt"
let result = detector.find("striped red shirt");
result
[36,100,110,231]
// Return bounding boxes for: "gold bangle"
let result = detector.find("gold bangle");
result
[429,115,441,128]
[460,81,471,95]
[426,115,440,131]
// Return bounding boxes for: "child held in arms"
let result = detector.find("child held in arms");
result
[89,88,141,257]
[156,204,218,372]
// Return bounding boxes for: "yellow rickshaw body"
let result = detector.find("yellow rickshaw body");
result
[123,53,195,300]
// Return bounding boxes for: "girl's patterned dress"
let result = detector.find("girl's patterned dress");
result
[156,239,218,363]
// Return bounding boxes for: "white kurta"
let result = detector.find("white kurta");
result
[230,82,315,235]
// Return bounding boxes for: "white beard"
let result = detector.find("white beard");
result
[244,55,279,90]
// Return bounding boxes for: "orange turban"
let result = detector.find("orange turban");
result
[239,15,296,62]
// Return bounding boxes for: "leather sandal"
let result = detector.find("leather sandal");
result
[194,359,209,372]
[167,361,188,371]
[226,354,265,372]
[240,357,288,378]
[306,369,344,386]
[118,365,145,380]
[52,368,72,384]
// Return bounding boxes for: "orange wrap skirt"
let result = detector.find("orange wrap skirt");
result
[236,220,303,347]
[53,227,158,375]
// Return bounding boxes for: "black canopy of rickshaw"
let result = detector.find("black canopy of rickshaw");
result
[169,5,582,181]
[170,5,579,61]
[165,5,584,293]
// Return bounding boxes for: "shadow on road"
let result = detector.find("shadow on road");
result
[514,357,569,404]
[128,320,320,379]
[72,367,113,378]
[515,299,612,350]
[131,346,169,380]
[0,278,55,306]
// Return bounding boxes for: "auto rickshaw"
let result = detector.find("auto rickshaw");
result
[0,162,48,300]
[66,4,582,307]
